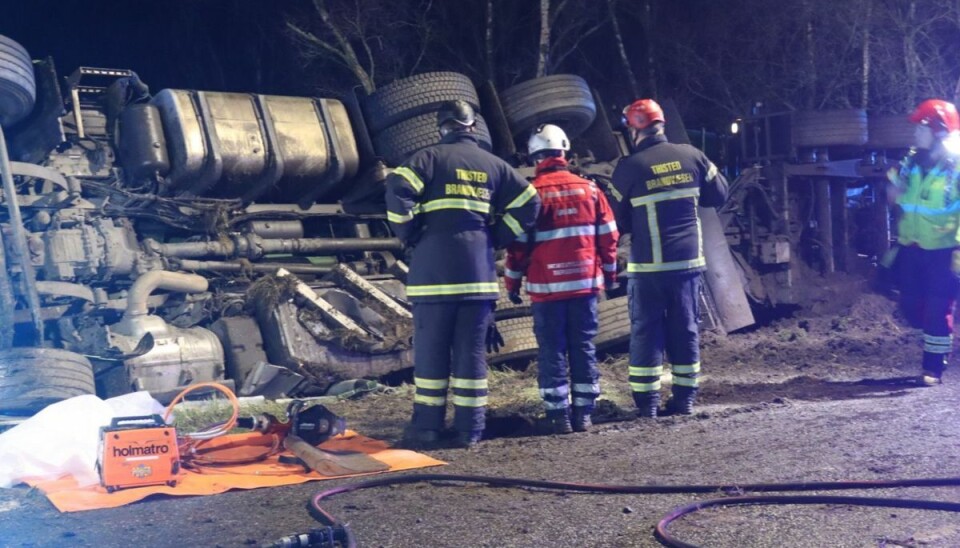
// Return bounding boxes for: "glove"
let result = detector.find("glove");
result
[508,291,523,305]
[486,323,505,353]
[604,276,620,299]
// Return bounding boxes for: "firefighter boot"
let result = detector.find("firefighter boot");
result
[401,426,442,449]
[665,386,698,415]
[633,392,660,419]
[544,408,574,435]
[571,407,592,432]
[456,430,483,449]
[920,355,946,386]
[921,370,944,386]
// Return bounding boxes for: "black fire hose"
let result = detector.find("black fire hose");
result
[285,473,960,548]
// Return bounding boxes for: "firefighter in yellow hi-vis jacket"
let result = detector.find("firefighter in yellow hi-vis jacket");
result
[887,99,960,386]
[385,100,540,448]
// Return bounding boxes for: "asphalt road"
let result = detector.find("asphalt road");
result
[2,367,959,548]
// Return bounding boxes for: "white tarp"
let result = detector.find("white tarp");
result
[0,392,165,488]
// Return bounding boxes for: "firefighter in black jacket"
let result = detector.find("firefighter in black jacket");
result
[385,100,540,448]
[611,99,729,418]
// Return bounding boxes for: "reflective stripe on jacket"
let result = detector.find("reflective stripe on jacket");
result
[504,157,619,302]
[610,134,728,274]
[385,132,540,302]
[888,151,960,250]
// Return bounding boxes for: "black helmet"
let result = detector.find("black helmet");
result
[437,100,476,128]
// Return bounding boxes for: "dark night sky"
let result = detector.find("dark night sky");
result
[1,1,303,95]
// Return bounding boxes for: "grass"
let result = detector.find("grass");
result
[170,359,642,435]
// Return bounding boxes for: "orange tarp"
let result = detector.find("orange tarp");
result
[27,431,445,513]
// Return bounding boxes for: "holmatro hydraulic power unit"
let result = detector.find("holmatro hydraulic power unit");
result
[97,415,180,492]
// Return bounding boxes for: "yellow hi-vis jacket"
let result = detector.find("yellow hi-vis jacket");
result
[888,151,960,250]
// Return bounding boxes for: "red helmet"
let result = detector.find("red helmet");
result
[909,99,960,136]
[622,99,665,130]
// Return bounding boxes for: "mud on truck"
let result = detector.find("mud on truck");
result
[0,34,903,415]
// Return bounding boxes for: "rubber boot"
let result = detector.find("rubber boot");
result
[571,407,592,432]
[456,430,483,449]
[544,408,573,435]
[401,426,441,449]
[665,386,698,415]
[633,392,660,419]
[920,355,946,386]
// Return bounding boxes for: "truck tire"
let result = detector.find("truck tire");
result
[867,114,913,150]
[374,112,492,167]
[500,74,596,139]
[595,295,630,347]
[792,109,868,148]
[363,72,480,134]
[0,348,96,414]
[0,35,36,127]
[488,316,539,365]
[495,277,531,320]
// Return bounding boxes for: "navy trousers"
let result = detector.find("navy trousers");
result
[897,245,958,375]
[532,294,600,412]
[411,301,494,433]
[627,272,702,395]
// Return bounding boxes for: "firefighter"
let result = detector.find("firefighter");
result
[610,99,729,418]
[385,100,540,448]
[504,124,619,434]
[887,98,960,386]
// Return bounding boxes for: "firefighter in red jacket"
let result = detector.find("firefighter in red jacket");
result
[887,99,960,386]
[505,124,619,433]
[611,99,729,418]
[386,100,540,448]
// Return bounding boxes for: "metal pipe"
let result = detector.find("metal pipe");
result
[816,179,834,273]
[176,259,334,275]
[244,220,304,239]
[259,237,402,254]
[0,126,44,341]
[126,270,208,317]
[149,236,402,258]
[0,230,15,348]
[831,180,848,271]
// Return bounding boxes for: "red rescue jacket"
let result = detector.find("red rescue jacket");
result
[505,157,619,302]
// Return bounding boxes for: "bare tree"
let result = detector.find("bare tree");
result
[861,0,874,108]
[607,0,640,99]
[485,0,496,82]
[868,0,959,112]
[536,0,551,77]
[287,0,376,93]
[533,0,610,78]
[286,0,437,93]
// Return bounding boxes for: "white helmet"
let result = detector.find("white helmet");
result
[528,124,570,156]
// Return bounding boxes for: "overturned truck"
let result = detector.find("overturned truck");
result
[14,34,871,415]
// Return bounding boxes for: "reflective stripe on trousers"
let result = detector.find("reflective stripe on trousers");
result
[627,273,702,393]
[532,294,600,410]
[411,301,494,433]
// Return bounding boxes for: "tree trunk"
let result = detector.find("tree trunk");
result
[485,0,495,82]
[903,0,919,110]
[537,0,551,77]
[608,0,640,98]
[642,0,657,97]
[802,0,817,109]
[861,0,872,109]
[314,0,376,93]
